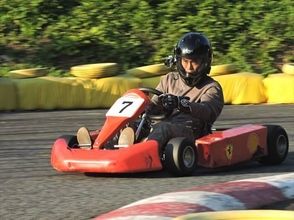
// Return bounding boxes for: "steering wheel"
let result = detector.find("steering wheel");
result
[139,87,162,96]
[139,87,168,120]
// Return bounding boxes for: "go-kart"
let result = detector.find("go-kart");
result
[51,88,289,176]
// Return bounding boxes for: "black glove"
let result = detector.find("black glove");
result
[159,94,191,113]
[177,96,191,113]
[159,94,178,112]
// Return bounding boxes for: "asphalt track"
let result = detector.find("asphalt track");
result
[0,104,293,219]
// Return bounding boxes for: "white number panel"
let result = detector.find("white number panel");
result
[106,95,145,118]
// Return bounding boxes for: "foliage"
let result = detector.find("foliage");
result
[0,0,293,76]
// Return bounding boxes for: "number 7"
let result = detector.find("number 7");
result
[119,101,133,113]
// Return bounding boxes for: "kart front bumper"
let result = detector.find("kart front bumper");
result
[51,139,162,173]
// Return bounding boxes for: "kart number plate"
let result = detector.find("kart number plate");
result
[106,96,145,117]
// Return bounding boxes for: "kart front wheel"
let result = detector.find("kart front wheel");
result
[258,125,289,165]
[163,137,197,176]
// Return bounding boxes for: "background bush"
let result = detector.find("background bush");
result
[0,0,293,76]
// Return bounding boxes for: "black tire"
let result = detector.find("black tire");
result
[59,135,78,148]
[259,125,289,165]
[163,137,198,176]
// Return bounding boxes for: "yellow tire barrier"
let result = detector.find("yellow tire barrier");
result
[13,76,140,110]
[70,63,119,79]
[175,210,294,220]
[14,76,78,110]
[282,63,294,75]
[209,64,238,76]
[80,75,140,108]
[0,78,17,110]
[3,62,294,110]
[139,75,162,88]
[212,72,266,104]
[9,68,48,79]
[263,73,294,103]
[126,63,170,78]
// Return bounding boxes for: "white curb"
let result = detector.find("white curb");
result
[95,173,294,220]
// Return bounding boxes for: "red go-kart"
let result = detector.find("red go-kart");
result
[51,88,289,176]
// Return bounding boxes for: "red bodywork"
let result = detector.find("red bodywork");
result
[196,124,267,168]
[51,88,269,174]
[51,89,163,173]
[51,139,162,173]
[93,89,150,149]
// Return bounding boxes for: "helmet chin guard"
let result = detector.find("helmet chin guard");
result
[176,60,207,87]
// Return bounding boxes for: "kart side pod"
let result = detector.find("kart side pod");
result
[196,124,267,168]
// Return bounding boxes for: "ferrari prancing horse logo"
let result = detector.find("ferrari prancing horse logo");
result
[226,144,233,160]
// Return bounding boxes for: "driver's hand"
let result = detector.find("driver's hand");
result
[159,94,178,111]
[177,96,191,113]
[159,94,191,113]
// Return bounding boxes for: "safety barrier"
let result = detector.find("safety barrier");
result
[1,64,294,110]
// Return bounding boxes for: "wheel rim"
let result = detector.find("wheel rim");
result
[276,134,288,157]
[183,146,195,168]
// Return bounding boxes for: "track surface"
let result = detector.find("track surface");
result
[0,105,293,219]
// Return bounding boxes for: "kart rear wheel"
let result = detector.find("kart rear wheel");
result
[259,125,289,165]
[163,137,197,176]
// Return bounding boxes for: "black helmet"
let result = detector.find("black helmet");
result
[174,32,212,86]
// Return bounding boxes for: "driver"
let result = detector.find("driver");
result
[146,32,224,153]
[76,32,224,150]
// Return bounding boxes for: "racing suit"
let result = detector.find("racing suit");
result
[148,71,224,151]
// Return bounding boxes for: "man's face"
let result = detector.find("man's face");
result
[181,57,200,75]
